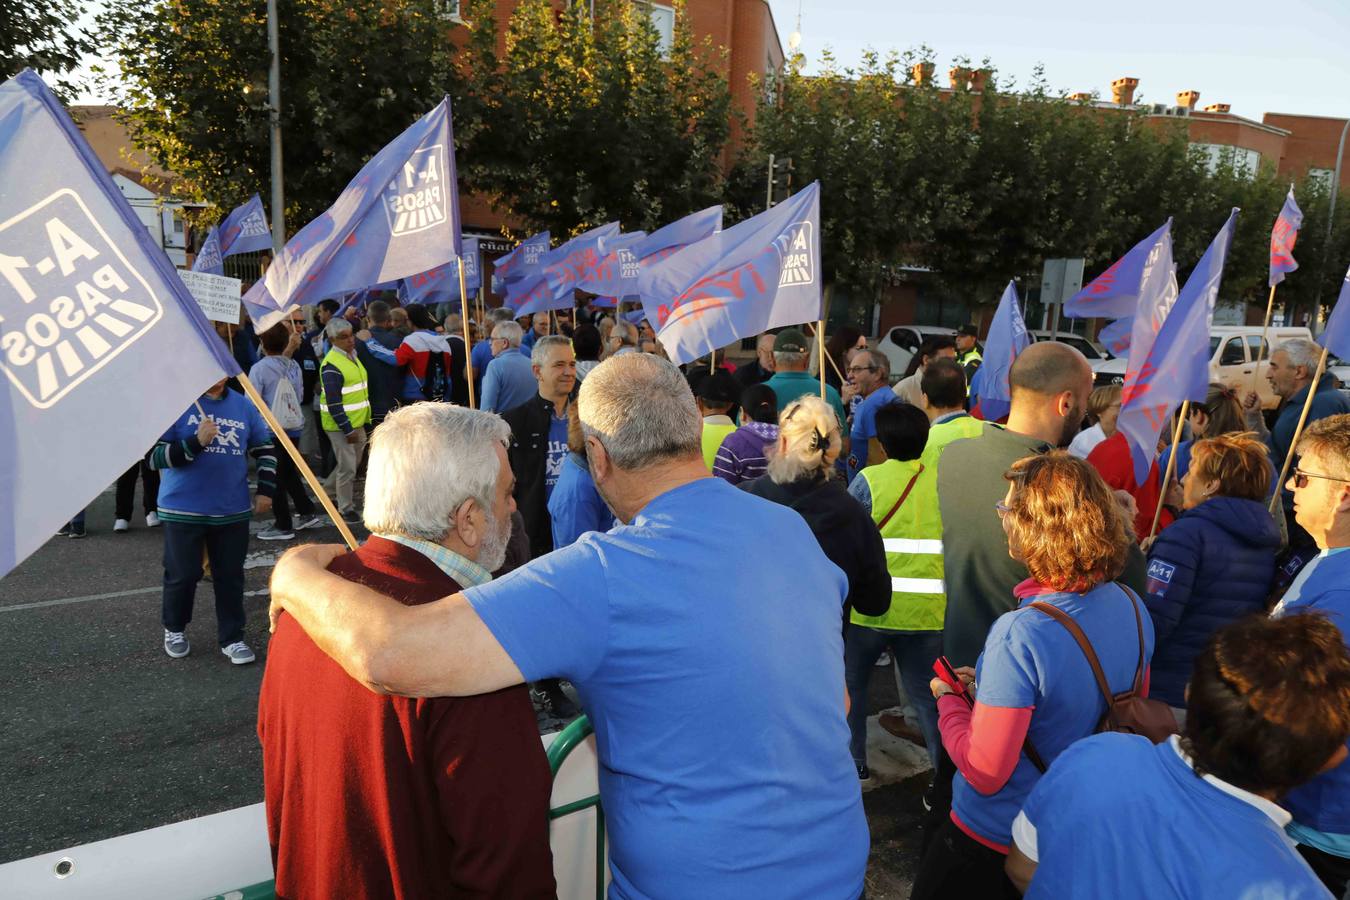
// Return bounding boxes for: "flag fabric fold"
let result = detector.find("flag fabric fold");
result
[243,97,462,331]
[507,222,621,316]
[490,231,550,294]
[191,225,224,275]
[638,182,821,365]
[1097,316,1134,356]
[1118,211,1236,484]
[1317,263,1350,361]
[398,237,481,306]
[218,193,272,258]
[971,281,1030,422]
[1269,187,1303,287]
[1064,220,1172,319]
[0,69,239,577]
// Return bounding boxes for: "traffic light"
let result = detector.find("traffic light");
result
[770,155,794,206]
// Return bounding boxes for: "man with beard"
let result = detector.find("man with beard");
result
[258,404,555,900]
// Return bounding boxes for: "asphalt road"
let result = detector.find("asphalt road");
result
[0,483,925,892]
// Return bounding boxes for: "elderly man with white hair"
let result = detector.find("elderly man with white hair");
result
[258,404,555,900]
[481,320,537,413]
[318,316,370,523]
[607,318,640,356]
[268,353,869,900]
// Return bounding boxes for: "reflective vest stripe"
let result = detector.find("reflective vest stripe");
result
[319,350,372,431]
[340,383,366,396]
[883,538,943,555]
[892,576,945,594]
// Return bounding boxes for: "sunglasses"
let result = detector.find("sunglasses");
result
[1291,469,1350,489]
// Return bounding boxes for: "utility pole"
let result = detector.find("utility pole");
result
[267,0,286,256]
[765,153,775,211]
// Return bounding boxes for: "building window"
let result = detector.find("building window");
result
[433,0,462,21]
[635,1,674,56]
[1190,142,1260,178]
[172,211,184,235]
[1310,168,1334,190]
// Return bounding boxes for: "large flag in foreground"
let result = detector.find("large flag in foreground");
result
[1118,211,1236,483]
[243,98,462,331]
[1318,263,1350,360]
[1270,187,1303,287]
[639,182,821,365]
[1064,220,1171,320]
[0,70,240,577]
[971,282,1030,422]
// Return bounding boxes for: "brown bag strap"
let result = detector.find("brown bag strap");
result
[877,463,924,531]
[1029,601,1115,709]
[1118,584,1147,695]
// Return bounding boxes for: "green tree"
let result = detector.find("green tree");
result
[97,0,460,228]
[459,0,733,237]
[2,0,94,98]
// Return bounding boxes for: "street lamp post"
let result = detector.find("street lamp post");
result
[267,0,285,257]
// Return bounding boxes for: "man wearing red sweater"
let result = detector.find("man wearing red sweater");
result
[258,404,555,899]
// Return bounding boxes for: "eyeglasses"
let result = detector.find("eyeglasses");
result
[1291,469,1350,489]
[995,501,1011,518]
[846,365,877,374]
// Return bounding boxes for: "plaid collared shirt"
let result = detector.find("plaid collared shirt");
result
[378,533,492,588]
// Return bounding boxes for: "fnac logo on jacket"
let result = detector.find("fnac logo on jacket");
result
[383,145,448,237]
[0,189,163,410]
[777,222,814,288]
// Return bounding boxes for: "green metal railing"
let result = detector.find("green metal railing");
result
[547,714,606,900]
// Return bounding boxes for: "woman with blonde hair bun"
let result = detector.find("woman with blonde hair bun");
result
[742,395,890,621]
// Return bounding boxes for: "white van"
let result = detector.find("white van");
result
[1093,325,1317,409]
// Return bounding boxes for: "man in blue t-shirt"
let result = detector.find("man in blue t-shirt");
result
[150,377,276,665]
[270,353,870,900]
[846,348,896,482]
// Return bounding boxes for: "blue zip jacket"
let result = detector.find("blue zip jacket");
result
[1270,375,1350,510]
[1143,496,1280,708]
[1274,548,1350,834]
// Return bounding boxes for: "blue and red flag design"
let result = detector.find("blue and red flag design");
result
[507,222,621,316]
[1064,220,1172,320]
[1317,262,1350,361]
[638,182,821,366]
[1269,187,1303,287]
[490,231,549,294]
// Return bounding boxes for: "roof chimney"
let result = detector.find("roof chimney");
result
[1068,91,1092,103]
[1176,90,1200,111]
[970,68,991,93]
[1203,102,1231,114]
[1110,76,1139,106]
[948,66,972,91]
[911,62,934,87]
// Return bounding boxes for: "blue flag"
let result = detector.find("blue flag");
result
[0,70,239,577]
[576,205,724,300]
[1270,187,1303,287]
[1098,316,1133,356]
[639,182,822,365]
[1317,263,1350,361]
[191,225,224,275]
[574,231,648,298]
[490,231,550,294]
[1119,211,1236,484]
[218,194,272,257]
[399,237,481,306]
[507,222,622,316]
[972,282,1030,422]
[243,97,462,331]
[1064,221,1171,319]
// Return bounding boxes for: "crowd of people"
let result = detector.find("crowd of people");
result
[60,286,1350,897]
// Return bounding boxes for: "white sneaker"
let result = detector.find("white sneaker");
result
[293,514,327,531]
[256,524,295,541]
[164,630,190,658]
[221,641,256,665]
[113,518,130,533]
[146,511,162,528]
[875,651,892,667]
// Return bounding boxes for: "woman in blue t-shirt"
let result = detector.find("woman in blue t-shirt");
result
[911,451,1153,900]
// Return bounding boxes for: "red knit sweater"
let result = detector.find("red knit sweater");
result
[258,536,556,899]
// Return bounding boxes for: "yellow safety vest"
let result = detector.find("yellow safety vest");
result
[701,421,736,471]
[852,458,945,632]
[922,414,985,466]
[319,349,371,431]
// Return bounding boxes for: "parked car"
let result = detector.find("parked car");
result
[1029,330,1113,371]
[1093,325,1315,409]
[876,325,960,383]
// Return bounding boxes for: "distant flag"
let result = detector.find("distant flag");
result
[491,231,550,294]
[1317,263,1350,360]
[1064,220,1171,319]
[191,225,224,275]
[0,70,240,577]
[1118,211,1236,483]
[638,181,821,366]
[461,236,481,293]
[635,205,723,269]
[574,231,647,299]
[507,222,621,316]
[577,205,724,300]
[589,295,618,309]
[1269,187,1303,287]
[970,282,1030,422]
[1097,316,1134,356]
[243,97,462,332]
[217,194,272,258]
[399,237,480,306]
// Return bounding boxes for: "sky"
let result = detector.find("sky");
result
[764,0,1350,121]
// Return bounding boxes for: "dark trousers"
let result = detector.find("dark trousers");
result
[161,520,250,647]
[313,408,335,478]
[272,438,315,531]
[1297,843,1350,899]
[910,817,1019,900]
[920,750,958,859]
[115,460,159,520]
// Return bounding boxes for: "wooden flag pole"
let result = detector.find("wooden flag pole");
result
[1251,283,1278,396]
[235,370,358,549]
[1270,347,1330,515]
[817,319,827,400]
[1148,400,1191,541]
[458,258,476,408]
[709,346,716,374]
[804,321,847,386]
